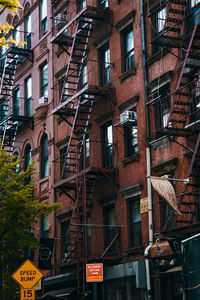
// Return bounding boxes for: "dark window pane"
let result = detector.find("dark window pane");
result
[13,87,20,115]
[129,197,142,248]
[25,76,32,116]
[102,123,113,168]
[41,134,49,178]
[105,206,116,254]
[100,43,110,86]
[123,28,134,72]
[41,63,48,97]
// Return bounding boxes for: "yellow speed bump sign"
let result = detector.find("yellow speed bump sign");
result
[12,259,43,289]
[21,288,35,300]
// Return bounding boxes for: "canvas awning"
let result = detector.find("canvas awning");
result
[150,176,181,215]
[39,287,76,299]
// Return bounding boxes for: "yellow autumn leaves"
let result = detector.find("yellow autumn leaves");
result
[0,0,26,47]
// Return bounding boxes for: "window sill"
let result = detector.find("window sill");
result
[150,135,170,149]
[146,48,169,66]
[119,67,136,82]
[125,246,144,255]
[121,152,140,167]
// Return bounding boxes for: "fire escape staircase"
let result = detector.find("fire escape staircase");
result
[151,1,200,226]
[0,47,33,154]
[52,6,112,295]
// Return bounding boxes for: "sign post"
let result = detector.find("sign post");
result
[86,263,103,300]
[12,259,43,300]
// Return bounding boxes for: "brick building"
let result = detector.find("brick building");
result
[1,0,200,299]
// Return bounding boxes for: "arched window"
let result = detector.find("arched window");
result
[24,144,31,170]
[41,134,49,178]
[14,151,20,173]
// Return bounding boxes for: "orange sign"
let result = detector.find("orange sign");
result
[12,259,44,289]
[86,263,103,282]
[20,288,35,300]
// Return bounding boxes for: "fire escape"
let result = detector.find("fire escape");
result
[149,1,200,228]
[52,3,119,295]
[0,46,33,154]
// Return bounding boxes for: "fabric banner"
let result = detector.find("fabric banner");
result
[150,176,181,215]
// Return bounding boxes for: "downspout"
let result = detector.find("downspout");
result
[140,1,153,299]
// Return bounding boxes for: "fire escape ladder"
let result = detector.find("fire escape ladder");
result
[60,18,93,103]
[176,133,200,224]
[0,50,20,154]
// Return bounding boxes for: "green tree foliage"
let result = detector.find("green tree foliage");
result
[0,148,61,298]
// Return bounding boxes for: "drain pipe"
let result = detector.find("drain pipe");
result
[140,0,153,299]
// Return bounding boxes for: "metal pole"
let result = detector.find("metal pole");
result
[0,244,2,300]
[93,282,97,300]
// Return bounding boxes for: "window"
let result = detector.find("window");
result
[26,14,31,49]
[13,25,20,44]
[79,63,87,89]
[102,122,113,168]
[24,144,31,170]
[122,26,134,72]
[104,206,116,254]
[25,76,32,116]
[79,63,88,101]
[191,76,200,122]
[153,84,170,136]
[40,63,48,98]
[61,220,70,261]
[41,0,47,36]
[60,146,70,179]
[152,6,166,53]
[129,197,142,248]
[190,0,200,27]
[41,134,49,179]
[25,144,31,184]
[13,87,20,115]
[59,77,68,102]
[77,0,86,12]
[99,43,110,86]
[41,215,49,238]
[99,0,108,8]
[87,216,91,256]
[124,108,138,157]
[80,135,90,170]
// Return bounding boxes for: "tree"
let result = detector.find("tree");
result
[0,0,26,47]
[0,148,61,299]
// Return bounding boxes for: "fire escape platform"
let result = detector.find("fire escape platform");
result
[53,166,115,190]
[52,84,112,116]
[0,115,33,128]
[51,6,111,45]
[0,46,34,64]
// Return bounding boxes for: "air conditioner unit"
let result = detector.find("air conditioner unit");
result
[119,111,136,126]
[39,96,48,104]
[55,13,67,27]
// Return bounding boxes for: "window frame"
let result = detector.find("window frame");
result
[122,25,134,73]
[41,215,49,238]
[25,76,32,116]
[40,133,49,179]
[153,83,170,136]
[128,196,142,248]
[124,107,138,157]
[104,205,116,254]
[102,122,113,168]
[13,86,20,116]
[25,13,32,49]
[99,42,110,86]
[41,0,47,37]
[40,62,48,98]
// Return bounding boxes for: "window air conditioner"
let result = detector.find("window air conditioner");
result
[55,14,67,27]
[39,96,48,104]
[119,111,136,126]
